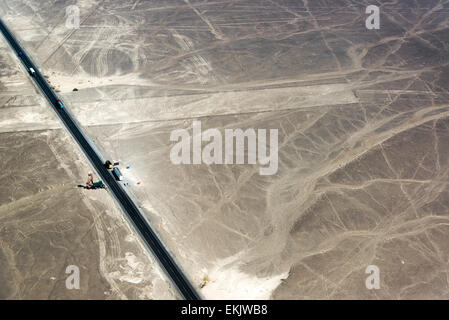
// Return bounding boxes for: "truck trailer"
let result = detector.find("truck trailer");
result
[92,181,105,189]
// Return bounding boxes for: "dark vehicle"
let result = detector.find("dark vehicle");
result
[104,160,112,169]
[56,99,64,108]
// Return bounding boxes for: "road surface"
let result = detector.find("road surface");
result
[0,17,201,300]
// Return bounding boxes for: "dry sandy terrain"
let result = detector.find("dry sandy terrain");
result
[1,0,449,299]
[0,32,177,299]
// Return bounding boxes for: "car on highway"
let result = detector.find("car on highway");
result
[56,99,64,109]
[28,67,35,77]
[18,51,23,57]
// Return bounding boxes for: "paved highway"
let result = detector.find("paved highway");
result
[0,17,201,300]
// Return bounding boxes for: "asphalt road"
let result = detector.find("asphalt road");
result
[0,17,201,300]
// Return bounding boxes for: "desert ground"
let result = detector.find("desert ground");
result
[0,32,177,299]
[1,0,449,299]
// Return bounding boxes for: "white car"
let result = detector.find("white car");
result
[29,67,36,77]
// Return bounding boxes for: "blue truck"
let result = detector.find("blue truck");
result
[112,167,123,181]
